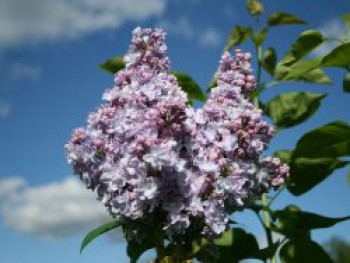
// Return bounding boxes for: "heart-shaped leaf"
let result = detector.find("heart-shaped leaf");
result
[280,239,333,263]
[80,221,120,253]
[265,92,326,129]
[273,205,350,237]
[268,12,307,27]
[293,121,350,159]
[196,228,278,262]
[288,157,348,195]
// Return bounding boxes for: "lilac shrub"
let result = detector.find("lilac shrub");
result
[66,27,289,241]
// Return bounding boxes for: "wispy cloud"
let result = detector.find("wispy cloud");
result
[8,62,42,81]
[0,177,112,239]
[158,17,223,48]
[0,102,11,118]
[0,0,165,49]
[200,28,223,47]
[313,19,347,56]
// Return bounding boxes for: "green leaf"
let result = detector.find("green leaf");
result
[343,72,350,93]
[252,28,268,47]
[246,0,264,16]
[290,30,324,61]
[127,237,154,263]
[293,121,350,159]
[99,56,125,74]
[262,47,277,75]
[273,149,293,165]
[172,71,206,102]
[265,92,326,129]
[280,239,333,263]
[288,157,348,195]
[273,205,350,237]
[225,26,252,51]
[197,228,277,262]
[284,57,322,79]
[80,221,120,253]
[268,12,307,27]
[321,43,350,68]
[276,30,323,71]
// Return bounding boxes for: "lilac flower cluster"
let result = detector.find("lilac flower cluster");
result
[66,27,289,238]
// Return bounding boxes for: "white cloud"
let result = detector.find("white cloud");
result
[0,0,166,49]
[159,17,223,47]
[8,62,41,81]
[313,19,347,56]
[0,102,11,118]
[0,177,113,239]
[200,28,223,47]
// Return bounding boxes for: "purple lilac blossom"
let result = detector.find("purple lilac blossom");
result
[66,27,289,239]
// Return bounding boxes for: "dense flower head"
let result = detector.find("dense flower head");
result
[66,27,289,239]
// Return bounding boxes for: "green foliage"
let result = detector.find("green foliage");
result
[287,121,350,195]
[265,92,326,129]
[246,0,264,16]
[252,28,269,47]
[273,205,350,237]
[127,236,155,263]
[343,72,350,93]
[172,71,206,102]
[293,121,350,159]
[225,26,252,51]
[99,56,125,74]
[273,149,292,165]
[196,228,278,263]
[80,221,120,253]
[268,12,307,27]
[262,47,277,75]
[280,239,333,263]
[322,43,350,68]
[288,157,348,195]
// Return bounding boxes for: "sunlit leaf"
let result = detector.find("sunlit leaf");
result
[321,43,350,68]
[246,0,264,16]
[280,240,333,263]
[252,28,268,46]
[343,72,350,93]
[196,228,277,262]
[288,157,348,195]
[173,71,206,102]
[273,149,293,165]
[225,26,252,51]
[268,12,307,27]
[265,92,326,129]
[99,56,125,74]
[80,221,120,253]
[290,30,323,61]
[293,121,350,159]
[273,205,350,236]
[262,47,277,75]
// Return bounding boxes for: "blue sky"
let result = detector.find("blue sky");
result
[0,0,349,262]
